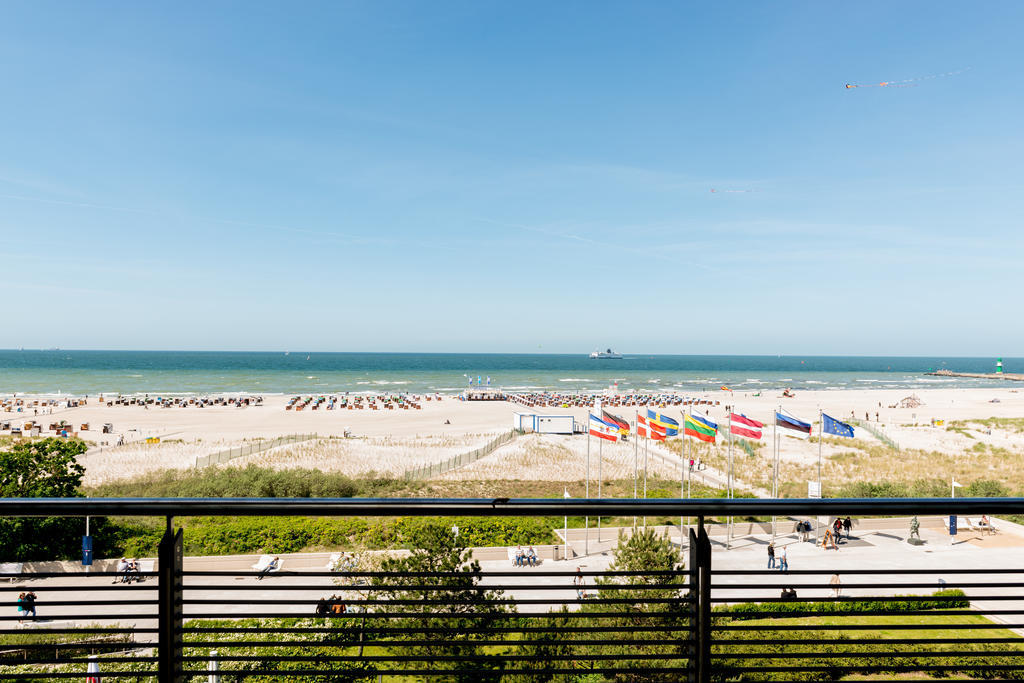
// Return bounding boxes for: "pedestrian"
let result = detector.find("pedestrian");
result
[16,592,27,624]
[767,542,776,569]
[843,516,852,540]
[574,567,586,599]
[778,545,788,572]
[23,591,36,620]
[830,573,842,598]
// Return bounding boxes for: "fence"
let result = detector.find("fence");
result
[402,429,520,480]
[194,433,318,468]
[850,418,901,451]
[1,497,1023,681]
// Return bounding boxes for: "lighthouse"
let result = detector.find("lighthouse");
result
[996,358,1003,374]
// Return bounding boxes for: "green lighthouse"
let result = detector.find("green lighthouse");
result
[996,358,1003,374]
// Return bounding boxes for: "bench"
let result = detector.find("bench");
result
[0,562,23,583]
[967,518,997,535]
[507,548,541,567]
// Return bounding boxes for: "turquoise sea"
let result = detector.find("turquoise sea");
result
[0,351,1016,397]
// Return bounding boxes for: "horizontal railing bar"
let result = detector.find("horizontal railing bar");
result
[716,650,1024,659]
[184,580,691,589]
[178,653,691,662]
[8,656,158,665]
[172,611,695,619]
[714,637,1024,645]
[0,674,158,679]
[718,622,1024,630]
[183,569,688,577]
[713,609,1024,616]
[0,642,153,651]
[2,495,1022,517]
[0,614,155,621]
[179,597,691,605]
[182,625,693,633]
[713,568,1024,575]
[713,595,1024,602]
[173,667,695,676]
[0,628,155,634]
[721,664,1024,672]
[182,637,692,647]
[711,582,1024,589]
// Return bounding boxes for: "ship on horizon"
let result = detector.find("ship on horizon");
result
[589,348,623,359]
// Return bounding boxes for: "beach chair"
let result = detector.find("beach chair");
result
[251,555,284,574]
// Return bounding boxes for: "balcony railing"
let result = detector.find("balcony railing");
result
[0,497,1022,682]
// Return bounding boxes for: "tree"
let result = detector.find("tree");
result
[588,528,690,682]
[370,521,514,682]
[0,438,93,561]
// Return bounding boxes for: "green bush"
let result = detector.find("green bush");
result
[721,589,969,620]
[86,465,372,498]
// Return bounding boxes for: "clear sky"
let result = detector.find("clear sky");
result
[1,2,1021,355]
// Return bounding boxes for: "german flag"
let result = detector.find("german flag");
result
[602,410,630,435]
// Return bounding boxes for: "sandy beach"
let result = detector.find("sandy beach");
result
[3,386,1023,489]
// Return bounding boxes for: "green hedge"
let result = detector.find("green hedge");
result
[115,515,561,557]
[720,588,969,620]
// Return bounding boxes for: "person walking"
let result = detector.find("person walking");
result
[830,573,842,598]
[767,542,776,569]
[778,545,788,572]
[574,567,586,600]
[843,516,852,540]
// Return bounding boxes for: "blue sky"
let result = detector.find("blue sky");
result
[1,2,1021,354]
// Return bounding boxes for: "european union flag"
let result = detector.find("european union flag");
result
[822,413,855,438]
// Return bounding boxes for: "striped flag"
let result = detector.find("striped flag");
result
[646,410,679,436]
[637,414,666,441]
[730,413,764,440]
[684,413,718,443]
[589,414,620,442]
[776,411,812,439]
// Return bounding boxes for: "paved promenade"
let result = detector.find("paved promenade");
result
[5,516,1023,641]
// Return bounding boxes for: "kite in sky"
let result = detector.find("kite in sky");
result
[845,67,970,89]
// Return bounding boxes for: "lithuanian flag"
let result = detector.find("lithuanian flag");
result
[684,414,718,443]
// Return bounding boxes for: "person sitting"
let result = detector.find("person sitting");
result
[114,558,129,584]
[257,556,280,580]
[780,587,797,600]
[315,597,330,616]
[527,546,537,567]
[514,546,524,567]
[126,558,141,583]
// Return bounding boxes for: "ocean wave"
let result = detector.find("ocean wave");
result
[373,380,410,385]
[855,379,881,383]
[559,378,588,382]
[804,381,825,385]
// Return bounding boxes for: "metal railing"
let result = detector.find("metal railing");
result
[194,434,318,468]
[402,430,520,480]
[0,497,1022,681]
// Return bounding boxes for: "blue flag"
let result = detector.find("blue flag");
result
[822,413,855,438]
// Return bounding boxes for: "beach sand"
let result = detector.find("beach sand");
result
[3,387,1023,487]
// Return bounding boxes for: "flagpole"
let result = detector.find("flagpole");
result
[771,413,777,541]
[681,409,686,549]
[585,413,590,557]
[643,418,649,530]
[817,408,823,547]
[598,437,603,543]
[633,411,638,530]
[727,411,733,549]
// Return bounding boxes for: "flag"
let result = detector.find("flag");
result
[776,412,812,439]
[589,414,620,442]
[952,479,963,488]
[647,410,679,436]
[602,410,630,435]
[684,413,718,443]
[637,414,666,441]
[822,413,855,438]
[730,413,763,440]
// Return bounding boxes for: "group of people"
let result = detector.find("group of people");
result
[767,542,788,571]
[16,591,37,623]
[114,558,142,583]
[514,546,539,567]
[315,595,349,616]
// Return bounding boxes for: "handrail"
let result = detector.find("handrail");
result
[1,496,1022,517]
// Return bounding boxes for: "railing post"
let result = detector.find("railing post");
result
[158,516,184,683]
[689,516,711,683]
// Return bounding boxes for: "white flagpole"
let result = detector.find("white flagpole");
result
[643,419,649,530]
[585,412,590,557]
[633,412,638,530]
[817,408,823,546]
[772,412,777,541]
[681,410,686,548]
[728,411,733,549]
[598,436,603,542]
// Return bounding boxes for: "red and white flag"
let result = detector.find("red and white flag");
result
[589,414,620,442]
[637,414,666,441]
[729,413,764,440]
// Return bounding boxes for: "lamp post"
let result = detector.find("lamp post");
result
[451,524,459,543]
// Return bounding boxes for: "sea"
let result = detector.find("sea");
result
[0,351,1017,397]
